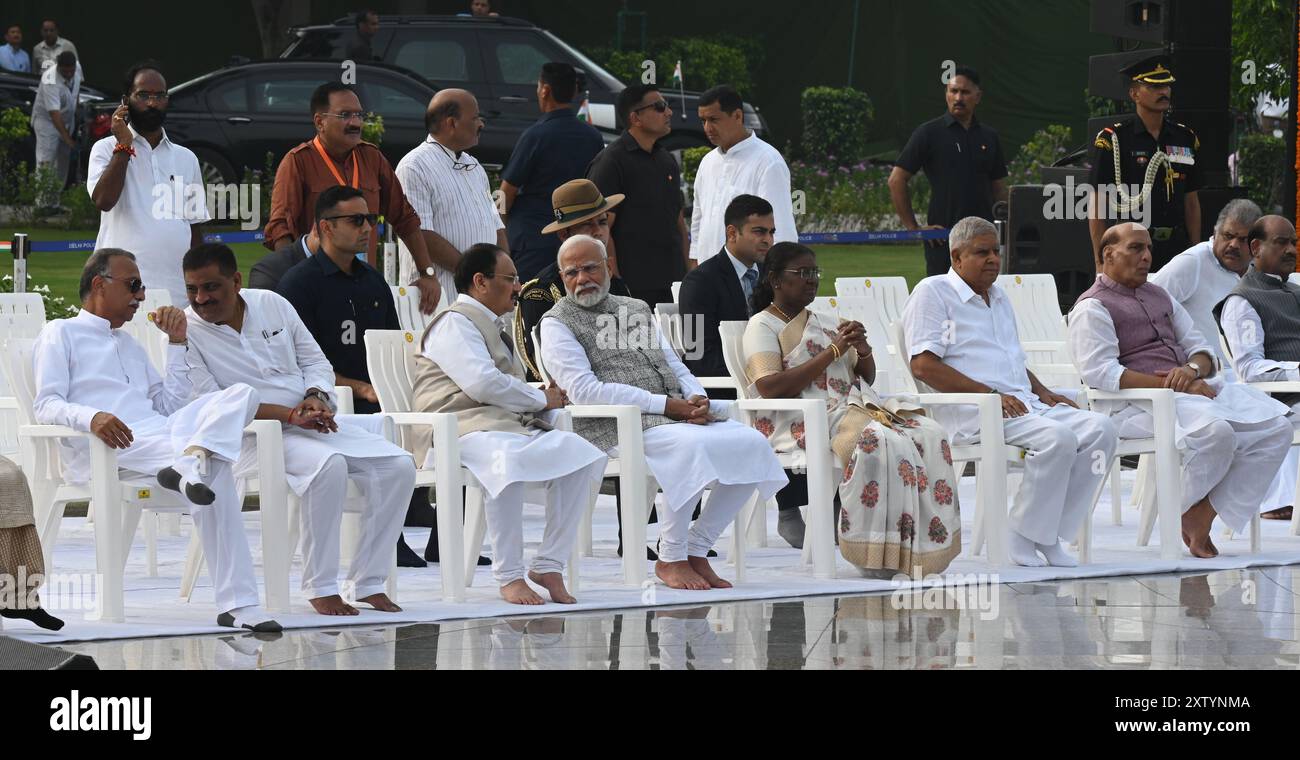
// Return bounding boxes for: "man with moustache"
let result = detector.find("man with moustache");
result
[890,66,1009,277]
[395,88,506,305]
[89,61,210,306]
[1217,215,1300,524]
[1089,55,1203,272]
[182,242,415,617]
[265,82,441,315]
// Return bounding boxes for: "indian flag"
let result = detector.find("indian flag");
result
[576,94,592,123]
[670,61,683,89]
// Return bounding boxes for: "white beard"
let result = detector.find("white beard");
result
[572,280,611,308]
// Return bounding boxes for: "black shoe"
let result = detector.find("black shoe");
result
[616,543,660,561]
[404,488,437,528]
[1,607,65,631]
[421,539,490,566]
[216,611,282,634]
[157,467,215,506]
[397,534,427,568]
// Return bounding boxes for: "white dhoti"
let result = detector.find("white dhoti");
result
[954,404,1118,545]
[1114,384,1292,532]
[442,429,607,586]
[103,384,261,613]
[610,420,787,563]
[235,415,415,600]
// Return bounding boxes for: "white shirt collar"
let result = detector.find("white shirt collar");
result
[720,131,756,157]
[943,269,1002,304]
[455,293,507,326]
[724,247,757,282]
[128,122,171,149]
[76,308,114,332]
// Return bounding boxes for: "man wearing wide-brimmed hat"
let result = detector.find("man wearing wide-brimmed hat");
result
[514,178,632,382]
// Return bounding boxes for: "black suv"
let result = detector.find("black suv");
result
[281,14,769,155]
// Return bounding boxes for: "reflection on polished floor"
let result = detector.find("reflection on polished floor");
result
[54,567,1300,670]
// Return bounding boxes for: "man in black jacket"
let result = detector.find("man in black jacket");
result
[679,194,774,381]
[248,232,316,291]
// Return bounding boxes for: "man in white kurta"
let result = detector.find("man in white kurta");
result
[1068,223,1291,558]
[1218,215,1300,525]
[903,217,1119,568]
[413,244,607,605]
[540,235,787,590]
[32,249,280,632]
[690,87,797,264]
[180,244,415,616]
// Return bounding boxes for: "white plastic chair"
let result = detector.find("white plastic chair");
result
[391,285,437,335]
[671,281,682,303]
[718,321,838,577]
[996,274,1072,366]
[0,292,46,321]
[0,313,42,454]
[119,290,174,373]
[1,337,293,622]
[656,302,740,394]
[833,276,909,325]
[817,295,907,394]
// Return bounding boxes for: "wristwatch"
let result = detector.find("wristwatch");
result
[304,389,335,411]
[421,266,436,279]
[1185,361,1203,379]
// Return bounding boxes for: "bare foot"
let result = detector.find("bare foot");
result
[655,560,710,590]
[309,595,359,616]
[1262,506,1293,521]
[527,571,576,604]
[356,593,402,613]
[688,555,733,588]
[1182,502,1220,559]
[500,579,545,605]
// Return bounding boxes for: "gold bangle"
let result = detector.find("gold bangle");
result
[829,344,842,360]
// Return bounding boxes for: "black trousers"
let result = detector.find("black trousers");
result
[924,241,951,278]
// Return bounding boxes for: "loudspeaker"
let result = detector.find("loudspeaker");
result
[1090,0,1230,47]
[0,635,98,670]
[1088,47,1231,108]
[1006,185,1097,309]
[1195,186,1249,241]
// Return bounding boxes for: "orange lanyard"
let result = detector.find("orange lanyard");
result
[312,136,359,189]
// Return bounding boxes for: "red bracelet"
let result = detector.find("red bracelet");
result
[113,143,136,158]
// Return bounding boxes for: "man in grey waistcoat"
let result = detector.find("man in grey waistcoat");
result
[538,234,787,591]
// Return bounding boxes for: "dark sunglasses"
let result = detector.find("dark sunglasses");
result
[324,213,379,227]
[633,100,670,115]
[101,274,146,294]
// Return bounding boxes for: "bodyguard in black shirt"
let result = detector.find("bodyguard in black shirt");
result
[889,66,1009,277]
[587,84,689,308]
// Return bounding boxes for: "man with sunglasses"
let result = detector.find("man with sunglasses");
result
[90,61,210,307]
[587,84,690,308]
[276,186,437,568]
[412,244,606,605]
[265,82,440,314]
[33,249,281,633]
[396,88,506,306]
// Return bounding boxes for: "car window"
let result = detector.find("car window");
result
[494,40,551,85]
[391,38,471,82]
[208,80,247,112]
[252,79,318,114]
[358,78,426,120]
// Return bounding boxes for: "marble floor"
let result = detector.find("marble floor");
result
[46,565,1300,669]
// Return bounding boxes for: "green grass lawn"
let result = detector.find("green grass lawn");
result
[2,228,928,307]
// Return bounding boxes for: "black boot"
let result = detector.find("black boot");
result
[1,606,65,631]
[404,487,437,528]
[397,534,426,568]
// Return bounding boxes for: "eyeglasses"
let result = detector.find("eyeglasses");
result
[783,267,823,282]
[101,275,146,294]
[323,213,379,227]
[484,273,521,285]
[324,111,366,122]
[433,141,479,172]
[131,91,169,104]
[632,100,670,115]
[560,263,605,280]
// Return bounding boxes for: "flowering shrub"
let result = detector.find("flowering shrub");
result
[789,158,931,232]
[1,274,78,319]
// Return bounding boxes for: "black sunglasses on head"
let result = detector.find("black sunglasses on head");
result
[323,213,379,227]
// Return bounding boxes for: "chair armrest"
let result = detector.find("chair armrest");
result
[1021,340,1066,354]
[698,377,738,391]
[567,405,645,459]
[334,385,355,414]
[1248,381,1300,395]
[910,393,1009,448]
[18,424,87,440]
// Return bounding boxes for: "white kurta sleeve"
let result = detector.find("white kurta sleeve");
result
[688,157,709,262]
[761,159,798,243]
[184,341,223,396]
[275,296,335,401]
[1148,252,1198,305]
[901,281,951,359]
[1066,299,1127,391]
[1221,295,1300,382]
[86,138,110,195]
[146,342,196,415]
[424,312,546,412]
[32,325,100,432]
[540,318,668,414]
[1169,298,1219,372]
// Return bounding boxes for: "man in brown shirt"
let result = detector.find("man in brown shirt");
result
[265,81,441,313]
